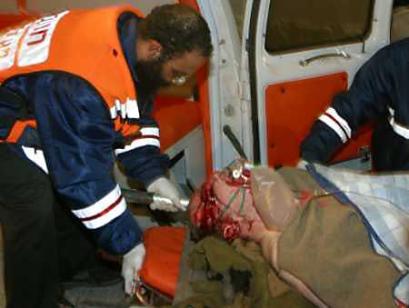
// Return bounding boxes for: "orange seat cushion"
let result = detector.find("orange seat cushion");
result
[139,226,187,297]
[153,97,201,151]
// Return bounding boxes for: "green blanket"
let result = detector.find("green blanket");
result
[174,236,314,308]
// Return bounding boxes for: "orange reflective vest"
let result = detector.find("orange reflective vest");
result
[0,5,143,143]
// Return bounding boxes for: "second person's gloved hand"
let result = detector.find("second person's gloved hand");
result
[147,177,183,212]
[296,159,309,170]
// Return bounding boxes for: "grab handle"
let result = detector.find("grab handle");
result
[299,51,351,67]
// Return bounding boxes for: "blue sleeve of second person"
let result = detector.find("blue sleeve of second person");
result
[301,43,396,163]
[24,72,142,255]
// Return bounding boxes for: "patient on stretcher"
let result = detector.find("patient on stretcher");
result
[188,160,409,307]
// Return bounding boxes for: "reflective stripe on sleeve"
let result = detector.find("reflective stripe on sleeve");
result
[114,126,160,155]
[325,108,352,139]
[71,185,127,229]
[140,127,159,137]
[389,116,409,140]
[114,138,160,155]
[318,108,351,143]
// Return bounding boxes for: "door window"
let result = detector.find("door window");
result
[265,0,373,53]
[228,0,247,43]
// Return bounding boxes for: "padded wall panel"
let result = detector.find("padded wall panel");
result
[265,72,372,167]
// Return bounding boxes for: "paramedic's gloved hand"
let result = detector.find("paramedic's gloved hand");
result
[147,177,185,212]
[122,243,145,295]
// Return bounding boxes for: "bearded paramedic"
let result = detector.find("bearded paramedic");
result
[0,4,212,307]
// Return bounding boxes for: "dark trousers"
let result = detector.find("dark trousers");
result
[0,144,97,308]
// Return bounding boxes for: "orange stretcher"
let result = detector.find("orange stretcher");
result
[136,226,187,305]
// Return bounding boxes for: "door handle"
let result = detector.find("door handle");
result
[299,51,351,67]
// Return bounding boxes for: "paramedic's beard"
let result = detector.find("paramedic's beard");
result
[135,58,171,93]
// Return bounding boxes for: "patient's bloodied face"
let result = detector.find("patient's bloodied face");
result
[189,165,267,242]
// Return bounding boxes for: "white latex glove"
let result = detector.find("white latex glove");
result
[122,243,145,295]
[147,177,184,212]
[296,159,309,170]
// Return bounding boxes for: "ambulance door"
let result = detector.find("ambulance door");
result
[182,0,249,171]
[246,0,392,167]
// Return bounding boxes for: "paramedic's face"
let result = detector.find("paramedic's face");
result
[161,50,207,86]
[135,56,170,92]
[136,49,206,92]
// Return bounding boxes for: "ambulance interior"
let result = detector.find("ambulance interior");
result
[0,0,409,306]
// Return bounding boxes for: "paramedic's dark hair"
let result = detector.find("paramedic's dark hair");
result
[140,4,213,59]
